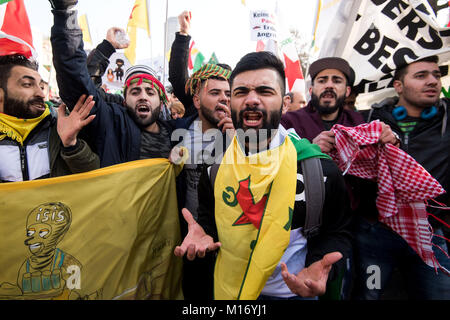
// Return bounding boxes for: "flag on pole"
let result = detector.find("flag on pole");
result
[78,14,92,46]
[279,36,305,93]
[208,52,219,65]
[0,159,183,300]
[0,0,36,59]
[188,40,205,73]
[124,0,150,65]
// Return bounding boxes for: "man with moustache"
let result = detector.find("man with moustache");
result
[174,52,352,300]
[0,54,99,182]
[172,63,234,300]
[281,57,366,146]
[281,57,398,151]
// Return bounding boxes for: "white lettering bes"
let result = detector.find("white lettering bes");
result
[182,304,216,318]
[352,0,450,92]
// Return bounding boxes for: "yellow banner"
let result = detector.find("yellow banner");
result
[78,14,92,45]
[127,0,150,36]
[0,159,183,300]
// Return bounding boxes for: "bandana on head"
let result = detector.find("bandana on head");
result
[185,64,231,95]
[124,74,168,104]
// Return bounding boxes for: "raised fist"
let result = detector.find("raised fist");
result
[49,0,78,10]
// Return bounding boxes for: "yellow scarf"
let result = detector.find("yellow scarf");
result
[213,135,297,300]
[0,108,50,146]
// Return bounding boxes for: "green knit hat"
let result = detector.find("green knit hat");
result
[185,64,231,95]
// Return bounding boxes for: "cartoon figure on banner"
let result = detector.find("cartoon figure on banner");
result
[0,202,102,300]
[114,59,125,82]
[107,68,114,82]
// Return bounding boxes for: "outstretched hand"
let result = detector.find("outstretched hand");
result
[174,208,221,260]
[281,251,343,298]
[57,95,96,147]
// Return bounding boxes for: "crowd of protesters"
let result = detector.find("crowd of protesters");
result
[0,0,449,300]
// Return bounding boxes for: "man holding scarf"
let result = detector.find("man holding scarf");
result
[174,52,352,300]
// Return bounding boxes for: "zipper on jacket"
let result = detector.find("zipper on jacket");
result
[403,133,409,151]
[20,145,30,181]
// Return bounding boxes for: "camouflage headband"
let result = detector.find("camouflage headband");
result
[185,64,231,95]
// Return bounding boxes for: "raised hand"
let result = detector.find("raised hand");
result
[178,10,192,36]
[57,95,96,147]
[280,251,343,298]
[174,208,221,260]
[106,27,130,49]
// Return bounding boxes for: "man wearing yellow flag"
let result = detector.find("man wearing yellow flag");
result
[175,52,353,300]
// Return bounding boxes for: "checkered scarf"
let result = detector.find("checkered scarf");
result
[329,120,449,274]
[185,64,231,95]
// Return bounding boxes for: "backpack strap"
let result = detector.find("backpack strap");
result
[208,164,220,189]
[301,157,325,239]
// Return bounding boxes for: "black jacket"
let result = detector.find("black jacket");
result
[168,32,198,118]
[51,9,197,167]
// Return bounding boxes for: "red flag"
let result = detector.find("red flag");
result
[283,53,304,92]
[0,0,35,59]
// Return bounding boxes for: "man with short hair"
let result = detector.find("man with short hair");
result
[360,55,450,300]
[174,51,352,300]
[281,57,368,147]
[282,90,307,114]
[0,54,99,182]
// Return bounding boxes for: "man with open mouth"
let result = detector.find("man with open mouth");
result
[174,51,353,301]
[50,1,192,167]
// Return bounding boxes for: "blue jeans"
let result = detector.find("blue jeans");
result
[352,217,450,300]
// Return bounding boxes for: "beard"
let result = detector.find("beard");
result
[310,90,346,116]
[231,105,282,153]
[3,93,46,119]
[200,104,220,127]
[128,105,161,129]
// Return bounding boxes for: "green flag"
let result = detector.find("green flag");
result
[208,52,219,65]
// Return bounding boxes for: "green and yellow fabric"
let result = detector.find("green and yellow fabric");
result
[213,135,297,300]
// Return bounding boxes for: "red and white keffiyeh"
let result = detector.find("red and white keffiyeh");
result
[329,120,448,274]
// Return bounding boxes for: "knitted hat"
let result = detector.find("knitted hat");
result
[185,64,231,95]
[308,57,354,86]
[124,66,168,104]
[124,65,158,83]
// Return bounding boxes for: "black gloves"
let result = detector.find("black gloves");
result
[49,0,78,10]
